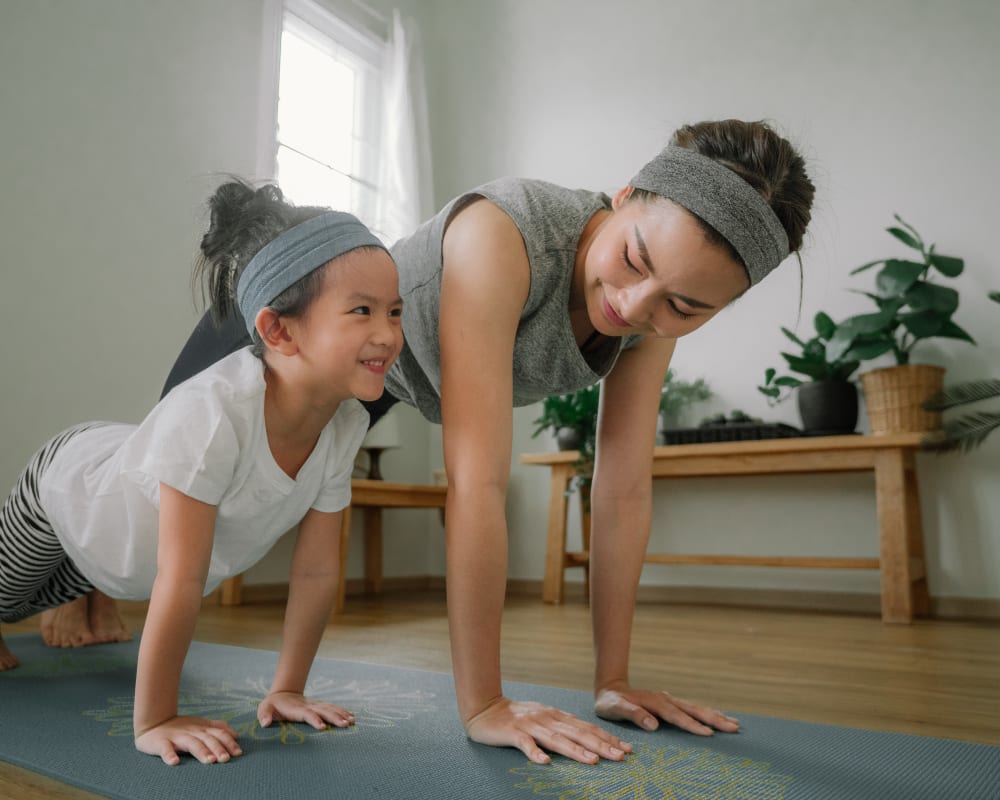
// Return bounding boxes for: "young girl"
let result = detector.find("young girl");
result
[0,181,403,766]
[119,119,817,767]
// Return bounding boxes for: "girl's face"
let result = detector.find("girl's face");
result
[291,249,403,403]
[579,188,750,340]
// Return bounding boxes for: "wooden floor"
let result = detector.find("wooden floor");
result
[2,590,999,798]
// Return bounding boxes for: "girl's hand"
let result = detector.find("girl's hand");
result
[257,691,355,731]
[465,696,632,765]
[594,682,740,736]
[134,716,241,766]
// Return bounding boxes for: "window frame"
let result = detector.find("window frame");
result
[256,0,385,221]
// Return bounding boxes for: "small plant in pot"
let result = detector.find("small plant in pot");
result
[825,215,976,434]
[758,311,861,434]
[531,385,600,496]
[659,369,713,432]
[531,385,600,453]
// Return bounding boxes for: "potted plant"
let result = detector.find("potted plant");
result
[531,385,600,453]
[531,385,600,496]
[758,311,861,434]
[922,291,1000,452]
[825,215,975,434]
[659,369,713,432]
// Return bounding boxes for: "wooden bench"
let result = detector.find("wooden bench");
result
[520,433,929,623]
[219,478,447,613]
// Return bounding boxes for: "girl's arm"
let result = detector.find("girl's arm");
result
[439,200,630,765]
[589,336,739,735]
[133,483,242,766]
[256,507,355,731]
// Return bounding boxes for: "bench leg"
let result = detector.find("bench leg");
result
[543,464,573,604]
[219,575,243,606]
[580,486,591,604]
[334,507,352,614]
[874,449,928,623]
[364,507,383,595]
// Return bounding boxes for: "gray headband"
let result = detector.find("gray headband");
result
[629,146,789,285]
[236,211,389,335]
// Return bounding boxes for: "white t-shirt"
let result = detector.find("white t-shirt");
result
[39,348,369,600]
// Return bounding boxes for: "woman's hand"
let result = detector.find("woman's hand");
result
[465,696,632,765]
[594,681,739,736]
[134,716,241,766]
[257,690,355,731]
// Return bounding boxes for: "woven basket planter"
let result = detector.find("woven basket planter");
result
[860,364,945,434]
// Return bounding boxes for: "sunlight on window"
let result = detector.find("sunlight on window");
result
[276,20,357,208]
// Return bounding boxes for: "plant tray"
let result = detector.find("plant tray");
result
[659,422,804,445]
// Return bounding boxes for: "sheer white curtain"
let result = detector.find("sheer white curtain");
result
[374,10,434,247]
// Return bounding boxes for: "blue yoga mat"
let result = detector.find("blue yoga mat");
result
[1,634,997,799]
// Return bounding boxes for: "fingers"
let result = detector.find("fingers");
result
[669,693,740,734]
[136,718,242,766]
[158,743,180,767]
[596,687,739,736]
[258,697,355,731]
[467,699,632,766]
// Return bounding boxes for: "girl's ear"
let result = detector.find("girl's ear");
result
[611,185,635,211]
[254,307,298,355]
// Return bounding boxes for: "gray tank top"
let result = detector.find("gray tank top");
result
[385,177,643,423]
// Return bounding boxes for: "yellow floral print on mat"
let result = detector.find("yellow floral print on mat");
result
[83,674,436,743]
[511,743,792,799]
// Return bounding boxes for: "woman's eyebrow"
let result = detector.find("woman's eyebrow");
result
[634,225,717,310]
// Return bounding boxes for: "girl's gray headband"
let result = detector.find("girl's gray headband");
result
[629,146,789,285]
[236,211,389,335]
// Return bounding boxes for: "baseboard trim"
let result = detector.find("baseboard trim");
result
[228,577,1000,621]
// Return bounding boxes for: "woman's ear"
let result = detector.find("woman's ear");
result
[254,307,298,355]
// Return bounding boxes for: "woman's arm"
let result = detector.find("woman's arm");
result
[439,200,630,765]
[590,337,739,735]
[133,483,242,765]
[257,508,355,731]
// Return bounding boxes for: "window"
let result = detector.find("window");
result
[274,0,384,221]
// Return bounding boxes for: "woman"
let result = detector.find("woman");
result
[162,118,816,765]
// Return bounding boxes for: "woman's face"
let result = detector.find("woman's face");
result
[580,188,750,340]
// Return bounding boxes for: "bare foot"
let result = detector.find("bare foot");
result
[40,596,99,647]
[0,631,19,670]
[88,591,132,643]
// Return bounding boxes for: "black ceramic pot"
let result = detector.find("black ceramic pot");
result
[797,380,859,434]
[556,426,583,451]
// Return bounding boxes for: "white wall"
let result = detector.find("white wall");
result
[417,0,1000,603]
[0,0,438,587]
[2,1,997,604]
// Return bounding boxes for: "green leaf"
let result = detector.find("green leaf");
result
[758,385,780,398]
[887,226,922,250]
[924,379,1000,410]
[837,308,897,337]
[814,311,836,340]
[832,360,861,381]
[928,253,964,277]
[843,339,895,360]
[849,259,886,276]
[774,376,803,387]
[923,412,1000,454]
[780,327,807,348]
[904,281,959,314]
[875,260,924,297]
[763,367,776,384]
[893,214,923,242]
[934,319,977,344]
[989,291,1000,304]
[899,310,947,338]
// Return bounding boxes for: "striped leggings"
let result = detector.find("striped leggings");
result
[0,424,98,624]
